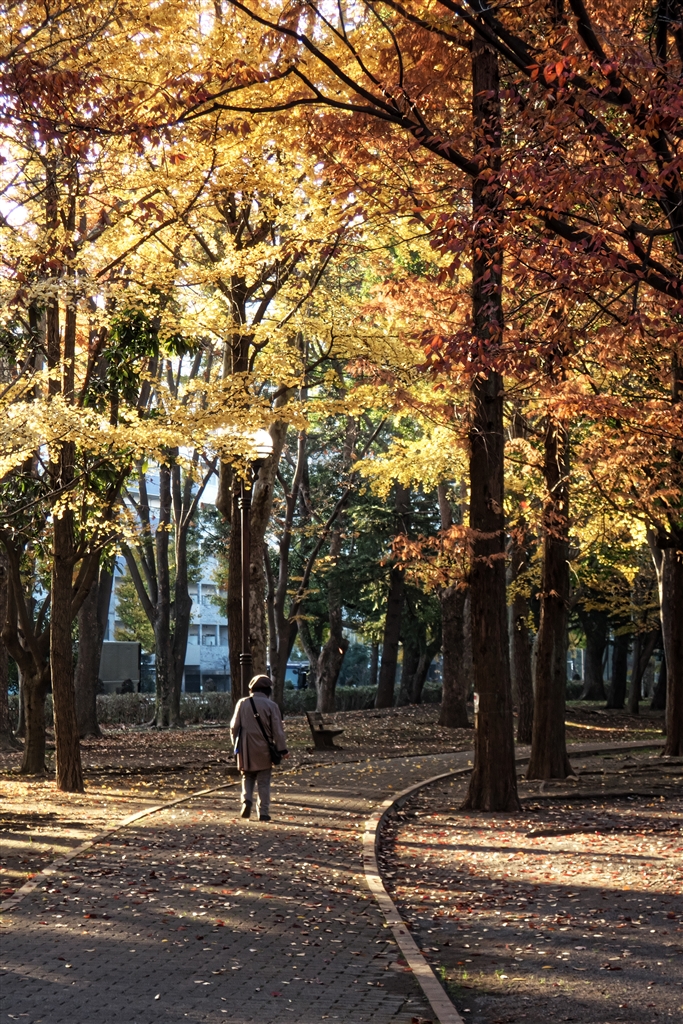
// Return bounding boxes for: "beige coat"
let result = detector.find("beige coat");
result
[230,692,288,773]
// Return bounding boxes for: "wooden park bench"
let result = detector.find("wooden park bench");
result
[305,711,344,750]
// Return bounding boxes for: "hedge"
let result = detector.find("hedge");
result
[8,683,444,728]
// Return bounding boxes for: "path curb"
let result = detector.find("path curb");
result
[362,737,665,1024]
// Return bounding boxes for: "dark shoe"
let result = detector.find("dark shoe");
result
[240,801,252,819]
[259,814,271,822]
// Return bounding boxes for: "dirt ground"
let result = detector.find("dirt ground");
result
[0,702,666,899]
[379,749,683,1024]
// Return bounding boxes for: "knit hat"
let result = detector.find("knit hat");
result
[248,674,272,693]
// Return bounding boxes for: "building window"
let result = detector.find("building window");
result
[202,625,217,646]
[201,584,217,606]
[219,625,229,647]
[188,625,199,645]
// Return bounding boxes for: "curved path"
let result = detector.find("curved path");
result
[0,741,661,1024]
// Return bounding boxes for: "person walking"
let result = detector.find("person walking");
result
[230,674,288,821]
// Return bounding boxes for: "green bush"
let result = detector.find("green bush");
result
[7,681,444,730]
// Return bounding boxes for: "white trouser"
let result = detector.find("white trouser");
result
[241,769,272,815]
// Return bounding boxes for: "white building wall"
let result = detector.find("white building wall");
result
[105,468,230,691]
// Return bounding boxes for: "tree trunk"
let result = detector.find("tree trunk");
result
[507,524,534,745]
[375,564,404,708]
[171,526,193,727]
[153,463,179,727]
[606,630,630,709]
[16,672,25,738]
[299,619,320,692]
[409,633,440,704]
[74,561,112,739]
[438,586,470,728]
[376,482,410,709]
[227,486,243,703]
[21,668,49,775]
[658,548,683,754]
[249,423,288,685]
[315,528,349,713]
[578,608,608,700]
[397,627,420,706]
[528,421,571,779]
[511,593,534,745]
[461,31,518,812]
[650,653,667,712]
[628,630,659,715]
[0,549,19,750]
[51,488,84,792]
[369,642,379,689]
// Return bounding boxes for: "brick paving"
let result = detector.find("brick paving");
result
[0,750,470,1024]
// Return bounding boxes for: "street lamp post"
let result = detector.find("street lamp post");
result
[238,429,274,698]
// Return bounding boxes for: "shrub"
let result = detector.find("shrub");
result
[7,681,444,730]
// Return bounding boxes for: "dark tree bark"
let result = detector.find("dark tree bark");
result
[298,618,320,693]
[407,624,441,705]
[439,585,471,728]
[51,481,84,792]
[528,421,571,779]
[397,629,420,707]
[578,607,608,700]
[376,483,410,709]
[606,630,630,709]
[650,653,667,712]
[461,32,519,812]
[1,540,50,772]
[316,527,349,713]
[369,642,379,689]
[654,546,683,754]
[375,564,405,709]
[507,520,534,745]
[628,629,660,715]
[74,560,113,738]
[0,549,19,750]
[436,482,470,728]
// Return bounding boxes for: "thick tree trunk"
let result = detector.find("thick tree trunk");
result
[376,483,410,709]
[511,592,534,744]
[51,492,84,792]
[249,423,288,688]
[528,421,571,779]
[74,562,112,739]
[170,525,192,726]
[153,464,181,727]
[508,525,534,745]
[0,549,19,750]
[369,642,379,689]
[650,653,667,712]
[606,631,630,709]
[299,619,320,692]
[397,628,420,706]
[21,668,49,775]
[658,548,683,754]
[438,586,470,728]
[578,608,608,700]
[227,487,243,702]
[375,564,404,708]
[628,629,659,715]
[315,528,348,713]
[461,31,518,812]
[16,672,26,738]
[409,635,440,704]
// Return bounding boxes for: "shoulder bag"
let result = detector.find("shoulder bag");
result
[249,696,282,766]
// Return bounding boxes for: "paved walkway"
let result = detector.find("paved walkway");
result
[0,750,471,1024]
